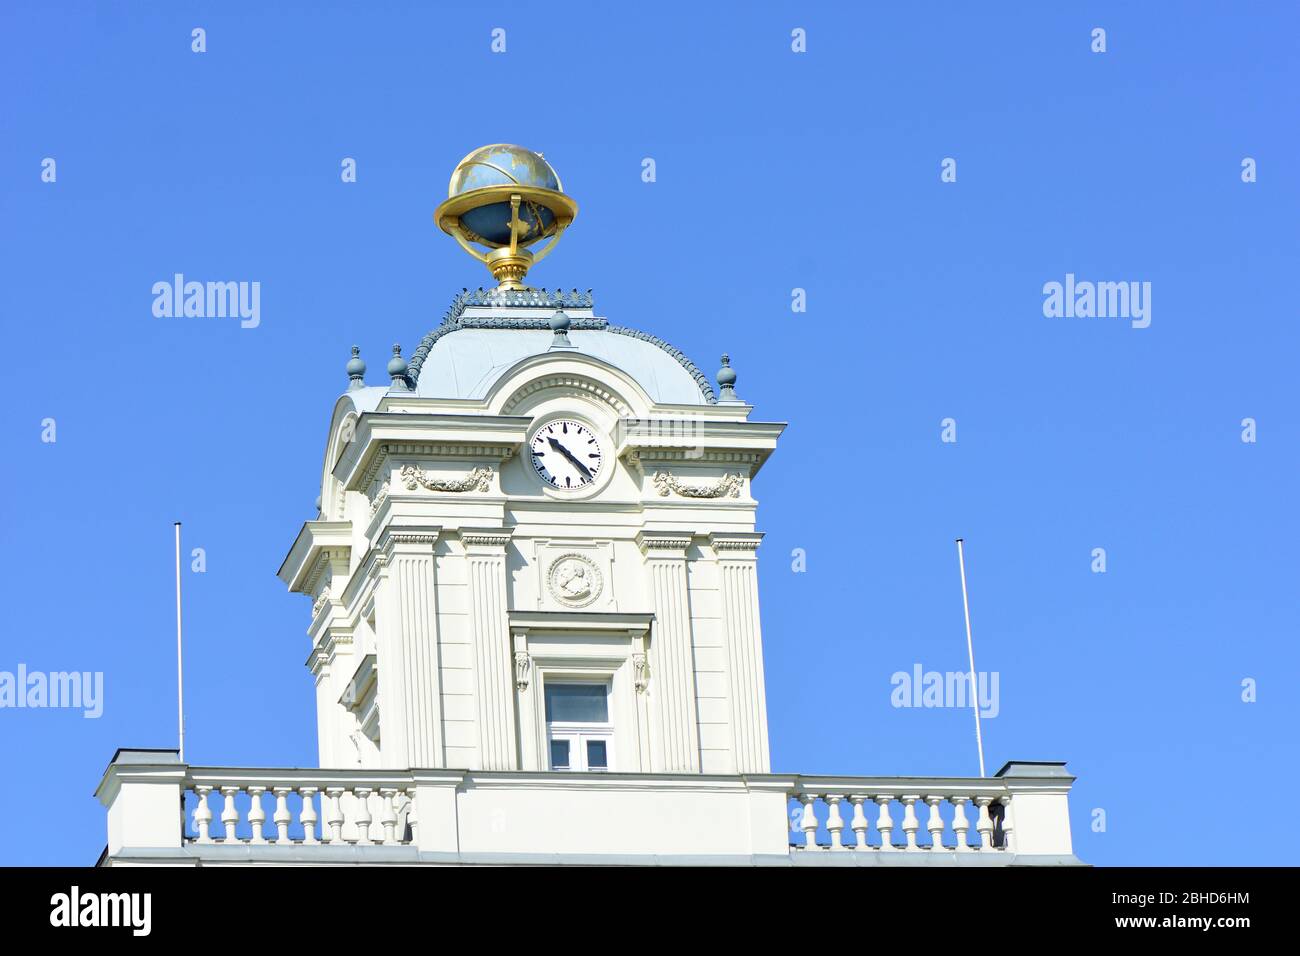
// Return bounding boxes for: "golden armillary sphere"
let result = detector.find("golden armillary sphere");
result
[433,144,578,290]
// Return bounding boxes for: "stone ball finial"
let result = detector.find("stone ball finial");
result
[387,343,409,388]
[346,345,366,389]
[717,354,739,401]
[549,309,575,349]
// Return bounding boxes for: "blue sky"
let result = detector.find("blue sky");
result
[1,1,1297,865]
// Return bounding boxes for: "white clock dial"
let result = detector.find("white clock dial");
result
[529,420,603,490]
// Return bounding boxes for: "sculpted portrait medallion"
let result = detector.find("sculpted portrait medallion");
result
[547,553,603,608]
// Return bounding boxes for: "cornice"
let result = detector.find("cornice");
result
[278,521,352,593]
[708,531,764,553]
[635,530,694,555]
[460,527,515,549]
[375,525,443,563]
[352,439,519,494]
[508,609,654,636]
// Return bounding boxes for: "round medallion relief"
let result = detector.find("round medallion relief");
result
[547,554,603,608]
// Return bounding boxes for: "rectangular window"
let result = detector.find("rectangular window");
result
[549,739,571,770]
[545,680,613,772]
[544,683,609,723]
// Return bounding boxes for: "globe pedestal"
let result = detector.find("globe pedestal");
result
[486,247,535,291]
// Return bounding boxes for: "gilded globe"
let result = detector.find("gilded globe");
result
[446,144,565,247]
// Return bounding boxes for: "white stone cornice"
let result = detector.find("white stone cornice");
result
[617,419,786,478]
[708,531,764,554]
[278,521,352,594]
[460,527,514,550]
[340,423,525,493]
[508,609,654,638]
[635,530,694,555]
[376,525,442,562]
[624,448,765,469]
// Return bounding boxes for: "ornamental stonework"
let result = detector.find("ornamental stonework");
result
[399,464,491,493]
[546,553,603,608]
[651,470,743,499]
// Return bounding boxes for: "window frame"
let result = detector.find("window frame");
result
[544,678,614,773]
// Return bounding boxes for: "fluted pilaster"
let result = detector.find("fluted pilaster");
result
[637,531,699,773]
[375,527,444,768]
[463,528,517,770]
[710,532,770,773]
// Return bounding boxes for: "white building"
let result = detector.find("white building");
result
[96,149,1083,866]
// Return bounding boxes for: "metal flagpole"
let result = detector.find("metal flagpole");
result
[955,538,986,777]
[175,522,185,763]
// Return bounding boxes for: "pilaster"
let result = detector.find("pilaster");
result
[462,528,518,770]
[710,532,771,773]
[636,530,699,773]
[375,526,444,768]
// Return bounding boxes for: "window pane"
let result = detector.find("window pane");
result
[586,739,608,769]
[545,683,609,723]
[549,739,570,769]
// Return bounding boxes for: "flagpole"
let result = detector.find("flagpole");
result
[174,522,185,763]
[955,538,986,777]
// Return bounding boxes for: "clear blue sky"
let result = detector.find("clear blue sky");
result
[2,2,1296,865]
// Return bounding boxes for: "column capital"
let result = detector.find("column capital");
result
[708,531,764,555]
[460,527,514,552]
[375,524,442,562]
[636,530,693,555]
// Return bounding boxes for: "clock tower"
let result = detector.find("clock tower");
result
[278,146,784,777]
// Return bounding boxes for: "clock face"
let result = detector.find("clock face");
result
[529,420,604,490]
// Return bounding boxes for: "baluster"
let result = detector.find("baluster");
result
[220,786,241,843]
[925,795,946,850]
[299,787,319,844]
[825,795,845,849]
[192,786,213,844]
[798,793,819,849]
[247,787,268,844]
[849,795,870,849]
[380,789,398,845]
[997,796,1014,852]
[875,795,896,850]
[325,788,345,844]
[353,788,374,844]
[273,788,292,843]
[404,787,418,845]
[900,796,920,850]
[951,796,971,851]
[974,796,995,850]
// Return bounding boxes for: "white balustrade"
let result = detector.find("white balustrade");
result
[788,783,1015,852]
[142,765,1064,859]
[186,773,415,847]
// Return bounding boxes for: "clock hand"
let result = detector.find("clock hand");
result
[547,436,594,480]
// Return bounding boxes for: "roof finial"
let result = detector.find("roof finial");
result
[549,309,576,350]
[717,353,739,402]
[346,345,366,390]
[387,343,410,390]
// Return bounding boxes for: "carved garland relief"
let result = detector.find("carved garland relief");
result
[651,470,744,499]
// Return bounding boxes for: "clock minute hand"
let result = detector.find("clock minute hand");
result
[547,436,593,480]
